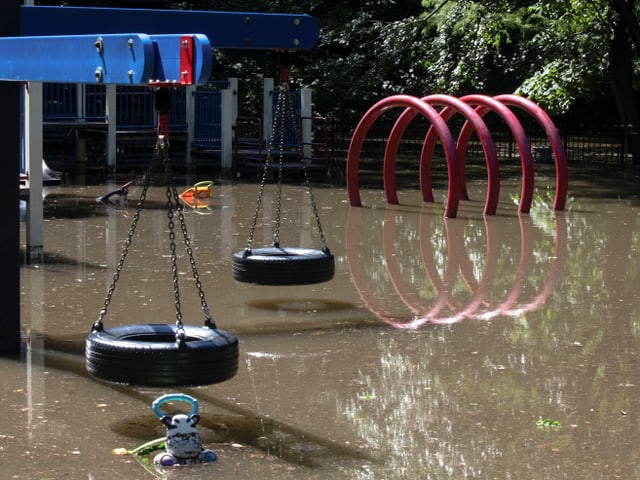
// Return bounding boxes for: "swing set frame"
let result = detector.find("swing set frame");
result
[0,2,320,354]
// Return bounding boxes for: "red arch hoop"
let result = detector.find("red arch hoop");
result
[346,204,567,328]
[493,94,568,211]
[346,93,568,215]
[346,95,461,218]
[457,94,534,213]
[385,94,500,215]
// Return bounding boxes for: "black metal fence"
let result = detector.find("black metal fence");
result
[326,112,638,167]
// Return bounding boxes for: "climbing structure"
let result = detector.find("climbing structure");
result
[346,94,568,218]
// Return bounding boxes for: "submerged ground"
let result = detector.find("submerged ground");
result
[3,161,640,479]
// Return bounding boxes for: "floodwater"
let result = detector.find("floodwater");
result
[4,163,640,479]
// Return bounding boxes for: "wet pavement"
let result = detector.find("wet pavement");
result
[4,163,640,479]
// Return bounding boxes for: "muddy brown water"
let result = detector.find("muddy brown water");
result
[4,164,640,479]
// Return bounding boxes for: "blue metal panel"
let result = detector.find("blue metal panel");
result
[170,89,188,130]
[21,6,320,51]
[117,86,154,129]
[0,33,212,85]
[84,84,106,120]
[115,86,187,130]
[0,34,154,84]
[192,89,222,149]
[44,83,78,120]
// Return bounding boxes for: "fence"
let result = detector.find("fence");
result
[42,84,635,173]
[43,83,187,130]
[329,112,638,167]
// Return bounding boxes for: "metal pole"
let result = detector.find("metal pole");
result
[0,0,22,353]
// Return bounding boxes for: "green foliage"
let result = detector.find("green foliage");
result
[39,0,640,122]
[515,0,614,114]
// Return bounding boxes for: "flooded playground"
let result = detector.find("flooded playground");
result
[4,163,640,479]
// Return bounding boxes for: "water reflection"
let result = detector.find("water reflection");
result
[10,179,640,479]
[347,203,566,327]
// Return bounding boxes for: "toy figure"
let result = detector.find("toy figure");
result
[151,393,217,467]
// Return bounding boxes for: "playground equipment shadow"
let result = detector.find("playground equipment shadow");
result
[6,166,640,478]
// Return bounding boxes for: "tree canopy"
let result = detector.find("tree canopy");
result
[37,0,640,136]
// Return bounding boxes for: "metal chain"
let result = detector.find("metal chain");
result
[164,164,185,341]
[93,143,154,331]
[169,182,216,328]
[272,83,288,248]
[94,133,216,339]
[244,81,330,253]
[244,85,284,251]
[159,135,216,342]
[283,84,330,251]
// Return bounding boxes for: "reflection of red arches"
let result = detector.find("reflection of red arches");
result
[346,205,567,328]
[346,93,568,217]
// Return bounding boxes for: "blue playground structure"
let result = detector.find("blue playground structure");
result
[1,2,321,353]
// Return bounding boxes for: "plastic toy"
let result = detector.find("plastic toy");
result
[151,393,217,467]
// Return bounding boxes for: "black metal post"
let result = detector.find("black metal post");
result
[0,0,22,354]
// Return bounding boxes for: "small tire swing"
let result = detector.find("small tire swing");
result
[86,88,239,387]
[232,61,334,286]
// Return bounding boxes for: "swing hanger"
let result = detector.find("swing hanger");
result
[86,87,239,387]
[231,69,335,286]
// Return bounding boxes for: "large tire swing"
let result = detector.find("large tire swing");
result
[232,70,334,286]
[86,89,239,387]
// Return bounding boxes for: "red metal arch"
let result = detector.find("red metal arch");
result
[457,94,535,214]
[493,94,568,211]
[347,93,568,215]
[383,94,500,215]
[346,94,461,218]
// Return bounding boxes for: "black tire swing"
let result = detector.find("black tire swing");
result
[86,89,239,387]
[232,66,334,286]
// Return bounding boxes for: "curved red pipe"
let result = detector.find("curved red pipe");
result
[493,94,568,211]
[458,94,535,214]
[416,95,500,215]
[384,94,500,215]
[346,95,460,218]
[500,213,567,316]
[346,204,455,328]
[380,207,455,328]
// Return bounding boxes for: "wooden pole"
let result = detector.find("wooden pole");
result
[0,0,22,353]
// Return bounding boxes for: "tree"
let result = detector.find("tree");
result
[512,0,640,161]
[36,0,640,159]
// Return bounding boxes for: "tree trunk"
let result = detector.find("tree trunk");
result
[609,0,640,53]
[608,17,640,164]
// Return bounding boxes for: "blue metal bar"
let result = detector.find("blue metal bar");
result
[21,5,320,51]
[0,33,212,85]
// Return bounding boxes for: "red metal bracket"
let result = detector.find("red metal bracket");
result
[179,34,193,85]
[147,34,196,87]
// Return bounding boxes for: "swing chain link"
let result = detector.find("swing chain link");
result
[244,81,329,252]
[244,85,285,251]
[164,162,185,343]
[93,147,153,332]
[160,134,216,344]
[283,83,330,251]
[273,83,288,248]
[170,178,215,328]
[93,132,216,338]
